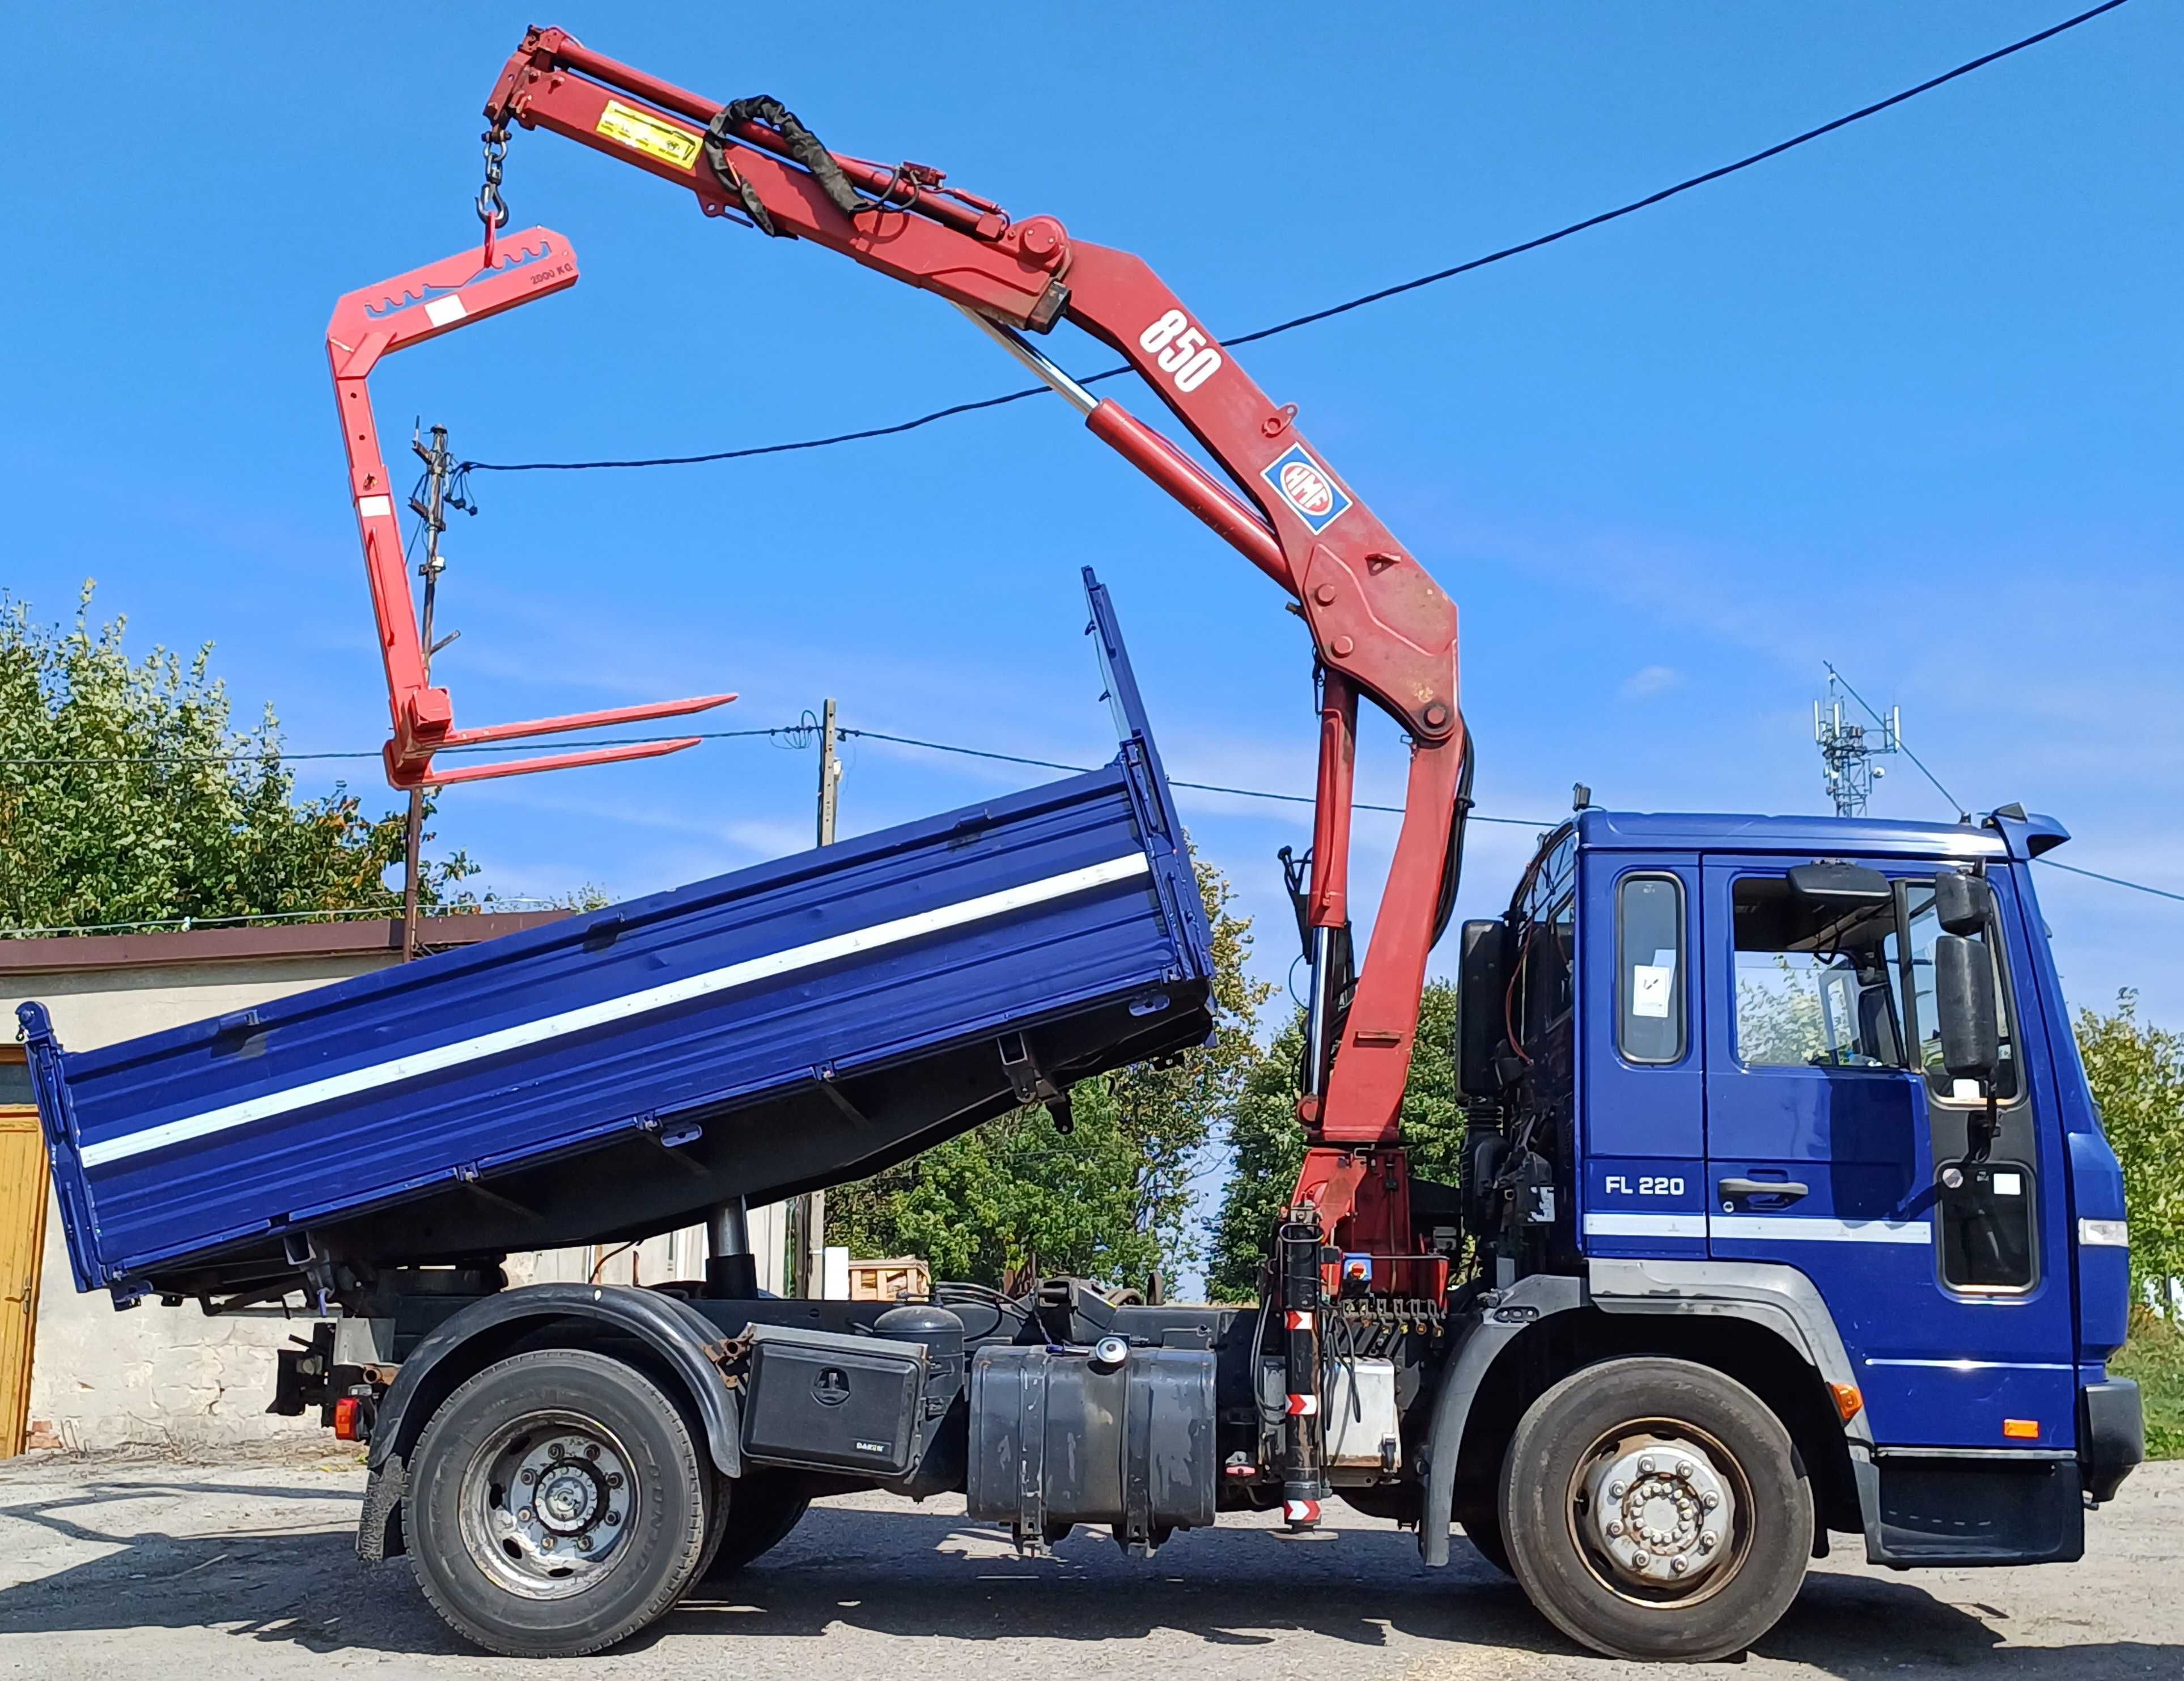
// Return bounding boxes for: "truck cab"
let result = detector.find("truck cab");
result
[1445,803,2142,1590]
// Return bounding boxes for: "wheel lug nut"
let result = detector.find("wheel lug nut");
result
[1632,1552,1650,1569]
[605,1510,621,1526]
[549,1442,565,1459]
[1702,1491,1721,1510]
[1608,1481,1626,1500]
[518,1507,535,1523]
[1677,1460,1695,1480]
[1638,1457,1656,1476]
[1700,1531,1718,1551]
[607,1472,624,1489]
[577,1534,593,1551]
[540,1535,555,1552]
[1606,1520,1623,1537]
[1671,1557,1689,1575]
[520,1468,536,1485]
[586,1443,600,1460]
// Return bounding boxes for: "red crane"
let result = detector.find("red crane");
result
[338,28,1470,1343]
[472,26,1469,1300]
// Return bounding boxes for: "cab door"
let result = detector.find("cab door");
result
[1700,858,2077,1450]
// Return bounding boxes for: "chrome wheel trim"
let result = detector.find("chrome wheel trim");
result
[457,1410,642,1601]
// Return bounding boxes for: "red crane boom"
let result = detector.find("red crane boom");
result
[476,26,1469,1280]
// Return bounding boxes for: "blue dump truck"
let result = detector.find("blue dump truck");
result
[18,578,2141,1661]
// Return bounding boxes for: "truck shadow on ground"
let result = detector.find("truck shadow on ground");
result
[0,1483,2177,1676]
[665,1506,2183,1675]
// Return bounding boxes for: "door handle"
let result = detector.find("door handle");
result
[1719,1178,1809,1202]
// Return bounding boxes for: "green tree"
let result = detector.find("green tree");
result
[828,859,1271,1292]
[2077,989,2184,1313]
[1206,979,1462,1300]
[1,585,474,934]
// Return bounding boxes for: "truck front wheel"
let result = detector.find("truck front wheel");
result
[1499,1356,1810,1662]
[406,1348,712,1657]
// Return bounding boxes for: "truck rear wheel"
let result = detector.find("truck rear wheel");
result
[1498,1356,1810,1662]
[406,1348,711,1657]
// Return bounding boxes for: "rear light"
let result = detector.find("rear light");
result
[332,1396,366,1442]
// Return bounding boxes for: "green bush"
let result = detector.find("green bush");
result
[2076,991,2184,1319]
[2,585,474,933]
[2112,1308,2184,1461]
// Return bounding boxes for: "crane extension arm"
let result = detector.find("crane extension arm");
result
[480,28,1467,1177]
[327,232,738,788]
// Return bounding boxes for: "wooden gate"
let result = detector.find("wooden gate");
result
[0,1047,49,1458]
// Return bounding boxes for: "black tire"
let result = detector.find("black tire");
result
[695,1470,812,1585]
[406,1348,711,1658]
[1498,1356,1810,1662]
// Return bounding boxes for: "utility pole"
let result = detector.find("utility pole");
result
[816,697,841,850]
[1813,668,1900,818]
[788,699,842,1296]
[401,425,460,961]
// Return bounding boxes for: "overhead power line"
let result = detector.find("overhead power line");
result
[2035,859,2184,906]
[12,716,2174,909]
[1812,665,2179,906]
[458,0,2134,478]
[839,728,1551,828]
[0,719,1554,831]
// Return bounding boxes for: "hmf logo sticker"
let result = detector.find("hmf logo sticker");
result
[1262,444,1352,535]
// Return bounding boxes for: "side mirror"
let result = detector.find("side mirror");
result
[1933,934,2000,1082]
[1933,870,1994,936]
[1457,919,1507,1101]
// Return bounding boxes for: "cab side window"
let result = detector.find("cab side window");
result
[1617,875,1685,1063]
[1731,878,1906,1069]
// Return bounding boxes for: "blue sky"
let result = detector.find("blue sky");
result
[5,3,2179,1035]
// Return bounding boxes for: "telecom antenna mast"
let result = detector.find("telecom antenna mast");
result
[1813,671,1901,817]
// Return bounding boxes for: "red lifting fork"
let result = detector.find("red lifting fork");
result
[326,227,735,789]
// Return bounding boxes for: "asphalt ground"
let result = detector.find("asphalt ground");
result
[0,1447,2177,1680]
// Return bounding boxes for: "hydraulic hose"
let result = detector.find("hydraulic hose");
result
[706,96,865,236]
[1431,717,1477,948]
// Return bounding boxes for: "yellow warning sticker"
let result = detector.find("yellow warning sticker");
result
[595,100,702,171]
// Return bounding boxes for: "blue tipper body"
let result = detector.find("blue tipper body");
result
[20,571,1216,1304]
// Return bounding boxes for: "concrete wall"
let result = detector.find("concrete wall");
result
[6,950,788,1451]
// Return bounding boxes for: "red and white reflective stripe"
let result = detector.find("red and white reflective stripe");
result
[1283,1499,1321,1523]
[1284,1309,1314,1331]
[1286,1393,1318,1416]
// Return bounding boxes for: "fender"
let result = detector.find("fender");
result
[1419,1262,1884,1565]
[1587,1256,1875,1450]
[369,1283,745,1478]
[1418,1273,1584,1565]
[359,1284,744,1560]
